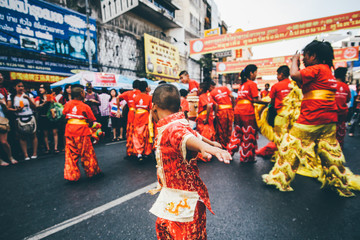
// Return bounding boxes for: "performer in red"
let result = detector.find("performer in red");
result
[256,65,292,158]
[196,82,216,142]
[180,89,190,119]
[133,81,152,161]
[227,65,267,162]
[263,40,356,197]
[117,80,140,158]
[62,84,101,181]
[210,83,234,148]
[334,67,351,148]
[260,83,270,99]
[179,70,200,96]
[149,84,231,240]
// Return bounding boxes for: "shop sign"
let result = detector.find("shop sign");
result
[10,72,66,83]
[204,27,220,38]
[144,33,180,82]
[0,0,97,63]
[0,55,91,75]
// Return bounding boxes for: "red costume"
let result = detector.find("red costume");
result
[260,89,270,99]
[335,81,351,147]
[210,86,234,148]
[227,81,259,162]
[196,92,216,141]
[62,100,101,181]
[180,97,190,113]
[189,79,200,94]
[256,79,292,157]
[117,89,140,156]
[150,112,213,239]
[133,93,152,156]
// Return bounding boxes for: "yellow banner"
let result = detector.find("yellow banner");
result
[204,27,220,38]
[10,72,67,83]
[144,33,180,82]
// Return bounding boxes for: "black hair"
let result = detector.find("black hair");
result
[265,83,270,87]
[303,40,334,69]
[152,84,180,113]
[179,89,188,97]
[277,65,290,78]
[71,84,84,99]
[63,84,72,102]
[9,80,24,105]
[158,81,167,85]
[38,84,51,98]
[139,81,148,92]
[53,86,62,95]
[109,89,118,102]
[334,67,347,82]
[210,80,216,86]
[179,70,188,77]
[199,81,210,93]
[240,64,257,85]
[101,87,108,94]
[133,79,140,89]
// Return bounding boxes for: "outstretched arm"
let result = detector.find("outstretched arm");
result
[186,136,231,164]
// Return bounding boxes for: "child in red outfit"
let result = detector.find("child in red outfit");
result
[149,84,231,240]
[62,84,101,181]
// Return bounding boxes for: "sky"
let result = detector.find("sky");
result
[213,0,360,59]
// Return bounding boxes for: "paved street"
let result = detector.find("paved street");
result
[1,135,360,240]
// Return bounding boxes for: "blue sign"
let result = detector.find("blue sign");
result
[0,0,97,63]
[0,55,92,76]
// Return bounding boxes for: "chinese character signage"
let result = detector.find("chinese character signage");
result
[0,0,97,63]
[10,71,67,83]
[144,33,180,82]
[191,11,360,55]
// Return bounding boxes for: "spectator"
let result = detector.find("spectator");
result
[53,86,63,102]
[59,84,72,105]
[109,89,123,141]
[85,83,100,121]
[0,91,17,166]
[35,84,59,154]
[0,73,9,99]
[7,80,38,161]
[98,87,111,138]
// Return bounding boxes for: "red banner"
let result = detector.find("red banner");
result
[94,73,116,87]
[334,46,359,61]
[217,46,359,75]
[190,11,360,55]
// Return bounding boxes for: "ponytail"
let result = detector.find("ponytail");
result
[241,64,258,85]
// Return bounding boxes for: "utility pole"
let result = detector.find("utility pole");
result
[85,0,92,71]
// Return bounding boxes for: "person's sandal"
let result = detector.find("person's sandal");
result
[0,160,9,166]
[10,158,18,164]
[54,149,60,154]
[30,155,38,160]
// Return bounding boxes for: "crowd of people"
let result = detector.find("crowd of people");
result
[1,39,360,239]
[0,75,128,166]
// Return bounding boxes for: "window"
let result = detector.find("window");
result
[190,13,200,33]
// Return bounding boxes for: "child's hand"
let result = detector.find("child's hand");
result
[201,145,232,164]
[211,141,222,148]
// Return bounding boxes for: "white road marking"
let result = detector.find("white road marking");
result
[24,182,157,240]
[105,140,126,145]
